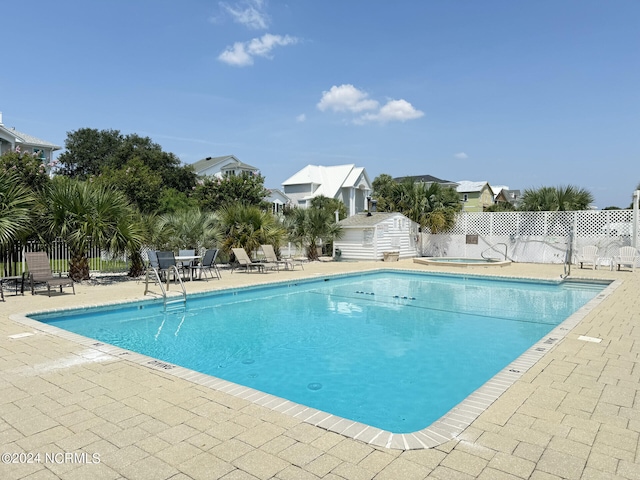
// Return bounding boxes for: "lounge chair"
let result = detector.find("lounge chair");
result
[577,245,599,270]
[231,248,274,273]
[192,249,221,280]
[260,244,291,271]
[25,252,75,297]
[613,246,639,272]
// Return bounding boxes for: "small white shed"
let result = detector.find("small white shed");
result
[334,212,419,261]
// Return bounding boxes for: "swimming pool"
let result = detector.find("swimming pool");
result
[24,271,610,442]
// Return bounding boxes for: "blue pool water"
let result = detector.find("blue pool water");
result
[30,271,606,433]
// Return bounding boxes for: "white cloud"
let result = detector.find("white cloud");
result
[359,99,424,124]
[317,84,379,113]
[296,114,306,122]
[220,0,270,30]
[218,33,299,67]
[454,152,469,159]
[218,41,254,66]
[317,84,423,124]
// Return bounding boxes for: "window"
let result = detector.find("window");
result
[463,194,468,202]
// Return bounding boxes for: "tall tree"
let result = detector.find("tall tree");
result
[56,128,122,179]
[309,195,347,220]
[56,128,197,195]
[371,173,397,212]
[194,172,270,211]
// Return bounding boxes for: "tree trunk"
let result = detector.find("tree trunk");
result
[306,242,319,261]
[69,252,90,282]
[128,251,146,277]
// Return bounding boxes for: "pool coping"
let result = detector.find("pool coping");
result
[9,270,621,451]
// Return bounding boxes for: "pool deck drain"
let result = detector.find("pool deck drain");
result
[2,260,639,479]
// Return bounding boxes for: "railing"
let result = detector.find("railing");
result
[1,239,128,277]
[481,243,508,261]
[144,265,186,309]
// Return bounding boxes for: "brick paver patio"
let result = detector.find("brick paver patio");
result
[1,260,638,479]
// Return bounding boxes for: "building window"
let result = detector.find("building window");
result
[463,194,468,202]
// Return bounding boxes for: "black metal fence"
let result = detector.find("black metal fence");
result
[1,239,128,277]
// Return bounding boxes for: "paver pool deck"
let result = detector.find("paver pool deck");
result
[1,260,638,479]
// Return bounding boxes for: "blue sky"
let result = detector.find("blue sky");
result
[2,0,638,208]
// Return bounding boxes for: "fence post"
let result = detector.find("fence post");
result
[633,190,639,249]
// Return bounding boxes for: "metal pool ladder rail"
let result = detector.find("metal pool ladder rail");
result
[144,259,187,309]
[481,243,508,261]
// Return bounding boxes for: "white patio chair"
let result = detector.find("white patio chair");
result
[613,246,639,272]
[576,245,599,270]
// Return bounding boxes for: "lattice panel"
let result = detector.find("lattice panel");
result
[422,210,638,264]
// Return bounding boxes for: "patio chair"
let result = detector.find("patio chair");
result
[231,248,273,273]
[192,249,221,280]
[613,246,639,272]
[576,245,599,270]
[155,251,183,289]
[260,244,291,271]
[25,252,75,297]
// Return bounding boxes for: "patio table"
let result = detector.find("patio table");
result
[174,255,203,280]
[1,274,25,301]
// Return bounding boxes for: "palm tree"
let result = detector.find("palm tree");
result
[0,171,34,246]
[287,207,343,261]
[157,208,221,252]
[389,179,462,233]
[218,203,286,257]
[37,177,145,281]
[520,185,594,211]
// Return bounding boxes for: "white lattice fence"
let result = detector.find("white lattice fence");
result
[421,210,637,265]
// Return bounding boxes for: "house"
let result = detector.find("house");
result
[393,174,459,189]
[191,155,259,178]
[265,188,291,215]
[282,164,371,217]
[334,212,419,261]
[456,180,495,212]
[0,113,61,173]
[494,188,522,208]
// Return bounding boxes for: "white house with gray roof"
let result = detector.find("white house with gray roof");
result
[191,155,259,178]
[282,164,371,217]
[334,212,419,261]
[0,113,61,172]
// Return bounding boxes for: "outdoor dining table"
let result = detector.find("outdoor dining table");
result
[174,255,203,281]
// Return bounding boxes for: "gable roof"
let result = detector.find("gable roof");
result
[456,180,493,194]
[338,212,410,227]
[282,164,370,199]
[191,155,258,176]
[0,125,61,150]
[393,174,457,186]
